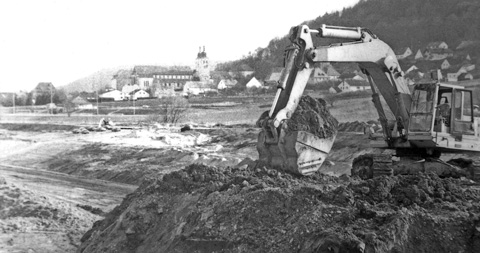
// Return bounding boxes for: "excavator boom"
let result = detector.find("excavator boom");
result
[258,24,413,175]
[258,24,480,181]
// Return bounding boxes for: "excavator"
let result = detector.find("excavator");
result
[257,24,480,180]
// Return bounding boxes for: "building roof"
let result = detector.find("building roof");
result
[246,77,262,88]
[218,79,237,87]
[132,66,168,77]
[267,71,282,82]
[197,46,207,58]
[426,41,448,49]
[153,70,194,76]
[339,72,356,79]
[330,86,342,93]
[100,90,123,98]
[324,65,340,76]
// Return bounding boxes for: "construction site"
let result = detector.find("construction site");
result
[2,24,480,253]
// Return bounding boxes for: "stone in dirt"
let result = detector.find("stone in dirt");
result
[78,163,480,253]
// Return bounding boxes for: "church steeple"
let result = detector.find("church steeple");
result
[195,45,210,81]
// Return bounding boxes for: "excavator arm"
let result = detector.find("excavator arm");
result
[258,24,412,175]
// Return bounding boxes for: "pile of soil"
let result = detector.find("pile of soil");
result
[78,164,480,253]
[0,176,99,252]
[286,96,338,138]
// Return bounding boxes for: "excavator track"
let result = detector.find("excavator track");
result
[351,154,392,180]
[473,162,480,181]
[352,154,480,181]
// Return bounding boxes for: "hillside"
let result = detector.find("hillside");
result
[60,66,132,93]
[217,0,480,79]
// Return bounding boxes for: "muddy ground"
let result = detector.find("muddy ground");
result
[1,122,480,252]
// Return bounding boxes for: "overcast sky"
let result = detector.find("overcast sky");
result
[0,0,359,92]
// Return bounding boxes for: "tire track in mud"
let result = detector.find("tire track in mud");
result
[0,164,136,212]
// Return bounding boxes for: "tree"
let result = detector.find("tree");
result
[149,96,190,124]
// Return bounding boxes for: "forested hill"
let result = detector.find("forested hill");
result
[217,0,480,79]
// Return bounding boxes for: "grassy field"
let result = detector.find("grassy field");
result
[0,93,384,126]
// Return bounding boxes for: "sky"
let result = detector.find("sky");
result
[0,0,359,92]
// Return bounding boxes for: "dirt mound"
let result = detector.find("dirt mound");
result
[286,96,338,138]
[0,176,100,252]
[78,164,480,253]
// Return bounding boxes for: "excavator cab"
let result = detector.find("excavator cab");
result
[408,82,480,152]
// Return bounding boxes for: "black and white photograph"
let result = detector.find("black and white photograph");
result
[1,0,480,252]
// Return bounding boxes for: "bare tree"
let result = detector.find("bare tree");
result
[156,96,190,124]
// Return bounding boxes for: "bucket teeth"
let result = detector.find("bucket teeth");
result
[257,129,336,175]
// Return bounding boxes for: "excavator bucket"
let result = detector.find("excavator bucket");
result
[256,96,338,175]
[257,129,336,175]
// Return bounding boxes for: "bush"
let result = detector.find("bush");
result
[149,96,190,124]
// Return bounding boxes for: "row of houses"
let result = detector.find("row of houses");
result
[395,40,479,83]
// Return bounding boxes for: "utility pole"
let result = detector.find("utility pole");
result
[12,93,15,114]
[50,83,54,114]
[96,89,99,115]
[133,95,135,115]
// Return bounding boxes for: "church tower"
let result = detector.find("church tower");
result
[195,46,210,81]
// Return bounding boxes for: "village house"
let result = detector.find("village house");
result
[99,90,127,101]
[446,64,476,82]
[183,81,216,96]
[245,77,263,89]
[414,49,424,60]
[121,84,140,95]
[311,64,340,82]
[265,67,283,86]
[424,48,454,61]
[352,74,367,81]
[229,64,255,78]
[426,41,448,50]
[152,70,194,97]
[434,59,451,70]
[217,79,238,90]
[337,80,371,92]
[131,65,168,90]
[328,86,342,94]
[395,47,412,60]
[128,89,150,100]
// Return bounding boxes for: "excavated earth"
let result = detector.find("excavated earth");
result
[77,96,480,253]
[78,164,480,253]
[285,96,338,138]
